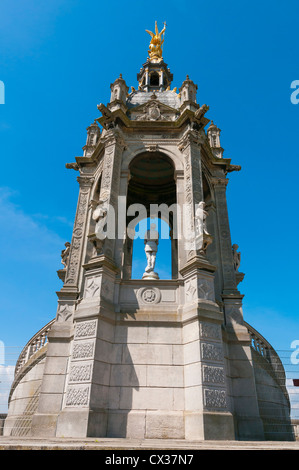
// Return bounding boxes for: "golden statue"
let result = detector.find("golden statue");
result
[146,21,166,62]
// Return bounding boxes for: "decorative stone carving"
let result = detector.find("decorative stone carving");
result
[199,322,221,340]
[65,179,93,286]
[69,364,93,383]
[203,365,225,384]
[195,202,213,254]
[131,98,176,122]
[72,341,95,360]
[75,320,97,339]
[61,242,71,269]
[204,388,227,409]
[198,279,215,301]
[201,342,223,362]
[232,244,241,272]
[56,304,73,322]
[185,278,197,302]
[137,287,161,305]
[65,386,90,407]
[84,276,101,299]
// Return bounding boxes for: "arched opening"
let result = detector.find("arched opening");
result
[149,72,159,87]
[131,217,172,279]
[123,151,177,280]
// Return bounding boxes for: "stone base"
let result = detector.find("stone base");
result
[142,272,159,280]
[30,413,59,437]
[52,409,236,440]
[185,411,235,440]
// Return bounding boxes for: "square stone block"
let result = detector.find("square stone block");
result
[184,340,201,365]
[115,324,148,344]
[148,325,182,345]
[184,362,202,387]
[184,386,203,411]
[147,365,184,387]
[56,409,89,437]
[122,343,173,365]
[110,364,146,387]
[145,411,185,439]
[120,386,173,410]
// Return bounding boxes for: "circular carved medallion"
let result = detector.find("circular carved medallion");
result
[138,287,161,305]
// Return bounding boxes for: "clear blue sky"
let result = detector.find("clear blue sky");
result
[0,0,298,368]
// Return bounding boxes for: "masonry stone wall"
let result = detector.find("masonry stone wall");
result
[3,355,46,436]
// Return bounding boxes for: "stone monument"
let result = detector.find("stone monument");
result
[4,22,294,441]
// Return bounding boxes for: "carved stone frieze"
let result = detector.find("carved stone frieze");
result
[201,342,223,362]
[65,180,93,286]
[65,386,90,407]
[199,322,221,340]
[69,363,93,383]
[204,388,227,409]
[75,320,97,339]
[202,365,225,384]
[72,341,95,360]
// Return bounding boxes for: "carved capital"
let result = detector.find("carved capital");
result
[77,176,95,189]
[178,130,204,153]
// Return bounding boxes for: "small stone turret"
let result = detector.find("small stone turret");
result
[179,75,198,111]
[109,74,129,112]
[83,120,101,157]
[207,120,224,158]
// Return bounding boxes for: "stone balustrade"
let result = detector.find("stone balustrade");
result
[245,321,289,402]
[14,319,55,377]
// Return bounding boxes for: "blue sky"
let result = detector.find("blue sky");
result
[0,0,298,389]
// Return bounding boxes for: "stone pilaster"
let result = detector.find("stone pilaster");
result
[97,129,125,262]
[63,176,95,293]
[178,130,205,265]
[180,256,235,440]
[212,176,238,297]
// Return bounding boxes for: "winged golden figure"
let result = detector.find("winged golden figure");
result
[146,21,166,61]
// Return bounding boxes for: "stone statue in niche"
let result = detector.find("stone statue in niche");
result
[142,223,160,279]
[89,199,108,256]
[195,202,213,254]
[61,242,71,268]
[232,244,241,271]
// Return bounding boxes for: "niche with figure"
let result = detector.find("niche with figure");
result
[123,151,177,280]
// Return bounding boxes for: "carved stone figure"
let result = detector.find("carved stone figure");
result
[61,242,71,268]
[195,202,213,253]
[92,200,108,239]
[232,244,241,271]
[142,223,159,279]
[89,200,108,256]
